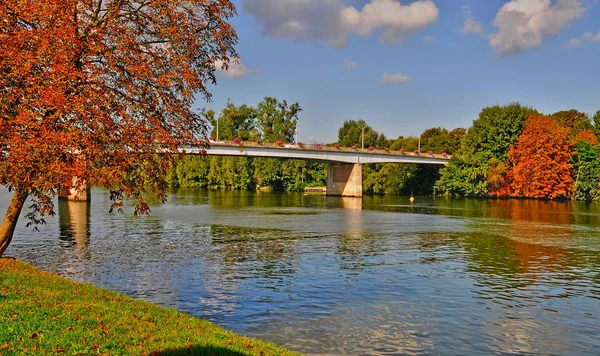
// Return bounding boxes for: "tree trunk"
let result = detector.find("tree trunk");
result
[0,189,28,257]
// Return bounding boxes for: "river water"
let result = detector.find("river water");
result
[2,188,600,355]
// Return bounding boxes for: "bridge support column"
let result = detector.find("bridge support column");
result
[59,178,91,202]
[326,163,362,197]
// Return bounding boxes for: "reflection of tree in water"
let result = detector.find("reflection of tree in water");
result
[207,190,315,210]
[209,224,300,280]
[452,201,600,354]
[456,202,600,304]
[415,232,457,265]
[337,231,379,270]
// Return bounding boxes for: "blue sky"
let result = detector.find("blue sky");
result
[198,0,600,144]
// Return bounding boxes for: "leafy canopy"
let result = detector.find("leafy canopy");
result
[256,97,302,143]
[435,103,536,197]
[509,115,573,199]
[0,0,238,216]
[337,120,387,148]
[207,101,258,141]
[463,103,537,161]
[551,109,592,136]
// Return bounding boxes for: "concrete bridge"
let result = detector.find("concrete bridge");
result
[61,141,450,201]
[191,141,450,198]
[195,141,450,165]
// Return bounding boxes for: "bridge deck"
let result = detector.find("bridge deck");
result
[183,141,451,165]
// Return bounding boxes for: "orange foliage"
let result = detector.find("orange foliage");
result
[508,115,573,199]
[0,1,238,215]
[574,130,598,145]
[487,161,513,196]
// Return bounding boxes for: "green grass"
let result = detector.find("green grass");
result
[0,258,298,355]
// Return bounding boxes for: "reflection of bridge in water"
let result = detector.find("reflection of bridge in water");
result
[61,141,451,201]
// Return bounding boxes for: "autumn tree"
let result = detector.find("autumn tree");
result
[0,0,238,256]
[509,115,573,199]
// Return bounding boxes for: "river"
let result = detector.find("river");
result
[2,188,600,355]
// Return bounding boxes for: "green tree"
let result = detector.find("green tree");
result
[420,127,450,154]
[447,128,467,154]
[337,120,379,148]
[592,110,600,139]
[375,133,389,149]
[436,103,537,197]
[463,103,537,161]
[208,100,257,141]
[551,109,592,136]
[174,156,211,188]
[390,136,419,151]
[256,97,301,143]
[434,154,489,197]
[573,160,600,201]
[572,134,600,201]
[363,164,439,196]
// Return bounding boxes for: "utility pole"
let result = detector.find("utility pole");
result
[216,118,219,141]
[361,125,366,150]
[295,119,299,144]
[418,134,420,153]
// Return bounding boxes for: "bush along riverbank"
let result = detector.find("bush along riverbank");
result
[0,258,297,355]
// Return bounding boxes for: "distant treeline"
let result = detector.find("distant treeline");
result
[168,97,458,195]
[169,98,600,200]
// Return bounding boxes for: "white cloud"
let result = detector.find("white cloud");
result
[214,59,256,79]
[424,35,436,43]
[563,38,581,48]
[460,6,484,35]
[341,60,359,69]
[243,0,439,47]
[489,0,585,56]
[563,31,600,48]
[379,72,410,84]
[580,32,600,42]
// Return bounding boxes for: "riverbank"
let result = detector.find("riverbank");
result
[0,258,297,355]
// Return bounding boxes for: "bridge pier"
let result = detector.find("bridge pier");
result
[326,163,362,197]
[59,178,91,202]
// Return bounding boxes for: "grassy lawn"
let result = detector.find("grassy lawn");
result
[0,258,298,355]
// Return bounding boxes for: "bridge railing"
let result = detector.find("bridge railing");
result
[207,140,451,160]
